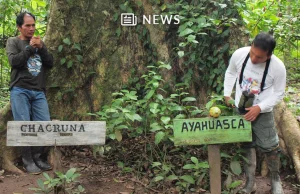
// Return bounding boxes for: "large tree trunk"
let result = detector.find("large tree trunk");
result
[44,0,175,120]
[274,102,300,182]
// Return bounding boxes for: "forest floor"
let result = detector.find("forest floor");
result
[0,144,299,194]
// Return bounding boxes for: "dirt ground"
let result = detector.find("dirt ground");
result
[0,146,299,194]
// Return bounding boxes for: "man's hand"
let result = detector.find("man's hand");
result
[30,36,43,49]
[244,106,261,121]
[224,96,235,107]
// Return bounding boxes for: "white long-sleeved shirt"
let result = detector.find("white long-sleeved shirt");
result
[224,46,286,113]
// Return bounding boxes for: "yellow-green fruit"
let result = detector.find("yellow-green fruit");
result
[209,107,221,118]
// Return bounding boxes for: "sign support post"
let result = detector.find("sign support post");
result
[208,144,221,194]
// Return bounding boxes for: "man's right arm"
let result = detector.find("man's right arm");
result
[6,38,35,69]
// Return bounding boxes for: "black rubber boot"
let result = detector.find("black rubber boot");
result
[22,147,42,175]
[266,152,284,194]
[32,146,52,171]
[239,148,257,194]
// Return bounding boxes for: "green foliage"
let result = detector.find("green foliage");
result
[29,168,85,194]
[57,38,83,69]
[0,87,9,109]
[166,0,240,93]
[150,156,209,192]
[235,0,300,87]
[93,61,203,143]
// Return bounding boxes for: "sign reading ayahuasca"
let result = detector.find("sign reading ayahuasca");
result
[173,116,252,145]
[7,121,106,146]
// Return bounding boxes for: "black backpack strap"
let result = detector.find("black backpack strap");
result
[239,53,250,86]
[260,58,271,92]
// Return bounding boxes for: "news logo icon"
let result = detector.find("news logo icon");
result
[121,13,137,26]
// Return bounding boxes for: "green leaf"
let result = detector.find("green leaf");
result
[221,152,232,158]
[37,179,45,189]
[125,92,137,100]
[179,28,194,37]
[73,43,81,51]
[119,4,127,11]
[183,164,196,169]
[182,97,196,102]
[197,161,209,169]
[78,185,85,192]
[66,168,76,178]
[115,130,122,141]
[158,62,171,70]
[191,157,199,164]
[60,58,66,65]
[161,116,171,124]
[175,114,186,119]
[220,43,229,53]
[152,162,162,167]
[229,180,243,189]
[145,89,155,100]
[224,173,232,189]
[117,161,124,168]
[180,175,195,184]
[155,131,165,145]
[75,55,83,62]
[166,175,178,181]
[58,45,63,52]
[43,172,51,180]
[133,114,142,121]
[63,38,71,45]
[150,122,163,132]
[219,3,227,8]
[205,100,214,110]
[178,51,184,58]
[230,161,242,175]
[187,35,198,43]
[154,176,164,182]
[116,27,121,37]
[67,60,73,68]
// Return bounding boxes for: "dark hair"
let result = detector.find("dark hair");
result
[252,32,276,56]
[16,12,35,27]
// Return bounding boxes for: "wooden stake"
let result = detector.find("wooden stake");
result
[208,144,221,194]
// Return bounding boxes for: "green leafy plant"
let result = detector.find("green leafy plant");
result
[165,0,239,93]
[29,168,85,194]
[178,156,209,191]
[92,61,203,144]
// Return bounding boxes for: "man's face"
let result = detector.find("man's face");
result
[17,14,35,40]
[249,44,271,64]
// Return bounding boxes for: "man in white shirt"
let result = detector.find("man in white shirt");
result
[224,32,285,194]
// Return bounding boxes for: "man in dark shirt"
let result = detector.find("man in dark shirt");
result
[6,12,53,174]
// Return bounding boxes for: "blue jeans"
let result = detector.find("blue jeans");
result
[10,87,50,121]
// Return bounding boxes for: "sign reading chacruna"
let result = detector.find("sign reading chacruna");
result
[7,121,106,146]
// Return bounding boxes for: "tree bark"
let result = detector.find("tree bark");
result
[274,101,300,182]
[0,103,24,174]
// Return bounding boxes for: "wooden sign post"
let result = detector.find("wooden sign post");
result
[173,116,252,194]
[7,121,106,146]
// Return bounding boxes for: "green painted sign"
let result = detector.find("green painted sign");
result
[173,116,252,145]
